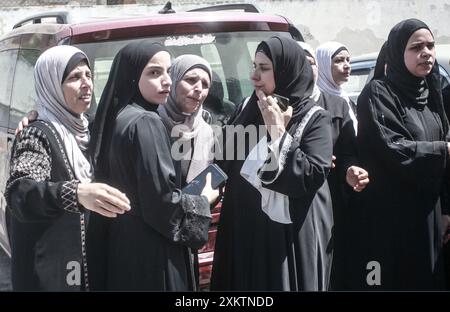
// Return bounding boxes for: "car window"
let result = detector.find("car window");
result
[9,49,40,129]
[439,65,450,90]
[343,67,373,103]
[76,31,288,124]
[0,50,18,128]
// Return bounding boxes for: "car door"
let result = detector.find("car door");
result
[0,40,20,256]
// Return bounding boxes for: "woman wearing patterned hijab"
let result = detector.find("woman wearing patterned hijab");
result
[355,18,450,290]
[5,45,130,291]
[89,41,218,291]
[212,36,333,290]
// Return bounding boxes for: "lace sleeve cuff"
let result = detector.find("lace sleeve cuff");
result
[61,180,82,213]
[173,194,212,249]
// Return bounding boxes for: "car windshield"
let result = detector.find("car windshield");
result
[75,31,289,123]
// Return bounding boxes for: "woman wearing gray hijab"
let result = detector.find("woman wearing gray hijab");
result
[157,54,215,289]
[5,45,130,291]
[158,54,215,185]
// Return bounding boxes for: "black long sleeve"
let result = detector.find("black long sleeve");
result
[5,126,80,223]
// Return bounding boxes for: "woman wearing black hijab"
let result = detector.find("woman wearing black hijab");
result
[355,19,450,290]
[211,36,333,290]
[88,41,218,290]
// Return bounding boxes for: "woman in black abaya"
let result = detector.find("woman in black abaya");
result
[211,36,333,291]
[355,19,450,290]
[88,41,218,290]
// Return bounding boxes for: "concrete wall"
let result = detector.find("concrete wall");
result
[1,0,449,56]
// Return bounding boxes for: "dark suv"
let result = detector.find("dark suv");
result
[0,3,302,289]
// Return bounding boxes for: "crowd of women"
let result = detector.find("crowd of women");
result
[5,17,450,291]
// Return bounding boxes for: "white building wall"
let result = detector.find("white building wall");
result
[0,0,449,56]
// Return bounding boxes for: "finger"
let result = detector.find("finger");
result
[256,89,266,102]
[96,198,127,214]
[95,207,117,218]
[205,172,213,188]
[102,184,131,205]
[358,178,370,185]
[358,172,369,179]
[265,95,276,107]
[102,195,131,212]
[284,106,293,117]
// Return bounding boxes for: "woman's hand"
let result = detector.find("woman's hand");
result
[201,173,220,205]
[346,166,370,192]
[256,89,293,141]
[15,110,38,136]
[77,183,131,218]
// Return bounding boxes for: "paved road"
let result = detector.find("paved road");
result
[0,248,11,291]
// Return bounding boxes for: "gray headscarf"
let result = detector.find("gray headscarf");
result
[34,45,92,183]
[157,54,214,182]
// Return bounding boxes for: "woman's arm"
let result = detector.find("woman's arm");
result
[259,110,333,198]
[133,114,216,249]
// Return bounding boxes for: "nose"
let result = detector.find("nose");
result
[80,75,92,89]
[251,68,259,81]
[193,80,203,92]
[162,72,172,87]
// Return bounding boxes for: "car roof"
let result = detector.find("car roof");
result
[1,11,291,45]
[351,52,378,63]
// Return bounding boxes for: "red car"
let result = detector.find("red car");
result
[0,3,303,290]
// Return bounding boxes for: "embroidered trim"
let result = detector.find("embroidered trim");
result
[61,180,80,213]
[35,121,90,291]
[260,105,324,184]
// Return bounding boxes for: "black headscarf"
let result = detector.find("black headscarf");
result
[385,18,433,106]
[90,40,169,179]
[372,41,387,80]
[234,36,315,129]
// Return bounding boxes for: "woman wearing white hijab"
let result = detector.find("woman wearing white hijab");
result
[316,41,357,133]
[5,45,130,291]
[299,42,369,289]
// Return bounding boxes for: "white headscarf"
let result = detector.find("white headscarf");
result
[34,45,92,183]
[157,54,214,182]
[297,41,321,102]
[316,41,357,133]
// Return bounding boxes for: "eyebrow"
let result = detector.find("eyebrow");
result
[410,40,435,45]
[146,65,165,70]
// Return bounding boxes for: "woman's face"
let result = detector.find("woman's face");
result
[138,51,172,105]
[404,28,435,77]
[251,51,276,95]
[175,67,211,114]
[331,49,351,86]
[62,61,92,116]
